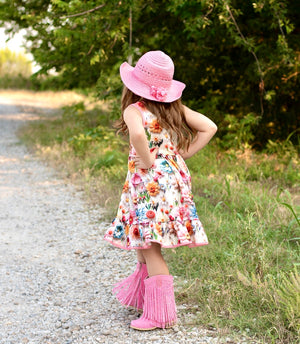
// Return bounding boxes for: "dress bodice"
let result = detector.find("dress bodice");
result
[129,101,178,157]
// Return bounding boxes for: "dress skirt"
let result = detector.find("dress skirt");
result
[104,151,208,250]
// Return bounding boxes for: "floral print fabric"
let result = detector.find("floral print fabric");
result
[104,102,208,249]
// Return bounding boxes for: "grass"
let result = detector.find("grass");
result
[15,92,299,344]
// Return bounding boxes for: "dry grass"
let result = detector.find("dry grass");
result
[0,89,108,120]
[0,89,85,108]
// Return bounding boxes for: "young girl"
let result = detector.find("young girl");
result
[104,50,217,331]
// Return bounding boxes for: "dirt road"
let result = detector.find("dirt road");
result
[0,92,247,344]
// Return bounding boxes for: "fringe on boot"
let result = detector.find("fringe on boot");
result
[130,274,177,330]
[113,262,148,312]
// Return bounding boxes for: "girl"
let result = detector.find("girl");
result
[104,51,217,331]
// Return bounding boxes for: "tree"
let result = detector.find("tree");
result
[0,0,298,145]
[0,0,131,88]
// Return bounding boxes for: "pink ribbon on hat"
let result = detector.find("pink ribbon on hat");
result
[150,86,168,101]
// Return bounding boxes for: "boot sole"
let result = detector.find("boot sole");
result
[130,324,174,331]
[130,325,157,331]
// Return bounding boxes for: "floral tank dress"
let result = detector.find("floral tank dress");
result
[104,101,208,250]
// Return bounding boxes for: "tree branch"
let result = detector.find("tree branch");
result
[224,1,265,116]
[60,4,106,19]
[203,1,215,20]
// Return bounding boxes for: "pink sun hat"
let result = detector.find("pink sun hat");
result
[120,50,186,103]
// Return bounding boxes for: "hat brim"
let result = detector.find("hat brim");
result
[120,62,186,103]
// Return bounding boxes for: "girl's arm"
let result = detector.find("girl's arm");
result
[124,105,157,169]
[179,105,218,160]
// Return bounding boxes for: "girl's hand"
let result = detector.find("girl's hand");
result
[134,148,158,169]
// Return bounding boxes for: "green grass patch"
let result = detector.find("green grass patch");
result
[18,101,299,343]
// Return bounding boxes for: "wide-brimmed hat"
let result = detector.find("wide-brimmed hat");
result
[120,50,186,103]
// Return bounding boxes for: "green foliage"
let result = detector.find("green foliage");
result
[0,0,129,88]
[96,64,123,121]
[0,74,32,89]
[266,129,300,157]
[275,268,300,333]
[218,113,261,150]
[89,150,127,169]
[68,125,127,158]
[1,0,299,146]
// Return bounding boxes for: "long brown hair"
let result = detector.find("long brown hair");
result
[115,87,197,151]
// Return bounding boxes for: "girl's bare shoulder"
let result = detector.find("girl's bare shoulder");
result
[123,104,144,129]
[124,104,143,120]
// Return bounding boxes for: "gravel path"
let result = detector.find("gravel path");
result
[0,95,252,344]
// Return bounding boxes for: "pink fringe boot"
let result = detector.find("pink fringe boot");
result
[130,275,177,331]
[113,262,148,312]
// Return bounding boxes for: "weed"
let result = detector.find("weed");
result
[218,113,261,150]
[275,268,300,334]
